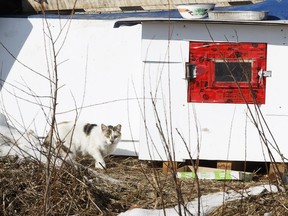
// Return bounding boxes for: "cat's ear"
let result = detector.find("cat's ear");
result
[114,124,121,132]
[101,124,108,131]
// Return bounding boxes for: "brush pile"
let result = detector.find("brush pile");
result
[0,156,287,215]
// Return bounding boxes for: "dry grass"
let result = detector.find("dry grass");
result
[0,155,287,215]
[210,191,288,215]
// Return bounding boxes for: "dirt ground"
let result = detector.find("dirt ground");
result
[0,155,287,215]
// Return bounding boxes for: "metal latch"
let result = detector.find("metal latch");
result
[258,69,272,79]
[185,63,197,80]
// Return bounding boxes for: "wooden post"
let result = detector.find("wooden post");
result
[269,162,287,179]
[217,160,244,171]
[162,161,178,173]
[217,161,232,170]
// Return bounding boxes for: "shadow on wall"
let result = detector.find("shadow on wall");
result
[0,17,33,90]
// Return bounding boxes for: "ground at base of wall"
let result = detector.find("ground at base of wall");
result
[0,155,287,215]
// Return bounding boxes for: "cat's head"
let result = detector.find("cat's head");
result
[101,124,122,145]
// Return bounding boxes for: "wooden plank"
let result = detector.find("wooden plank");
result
[22,0,262,13]
[217,161,232,170]
[162,161,178,173]
[269,162,287,179]
[217,160,245,171]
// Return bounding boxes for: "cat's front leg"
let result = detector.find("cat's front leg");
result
[95,160,106,169]
[91,149,106,169]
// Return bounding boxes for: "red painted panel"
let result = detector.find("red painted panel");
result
[187,42,267,104]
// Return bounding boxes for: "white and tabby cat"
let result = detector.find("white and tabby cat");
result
[44,121,121,169]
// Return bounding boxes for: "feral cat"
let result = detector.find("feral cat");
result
[44,121,121,169]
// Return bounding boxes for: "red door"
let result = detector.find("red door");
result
[187,42,268,104]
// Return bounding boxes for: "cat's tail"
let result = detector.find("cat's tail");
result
[43,129,73,158]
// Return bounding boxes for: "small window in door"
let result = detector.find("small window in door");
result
[215,61,252,82]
